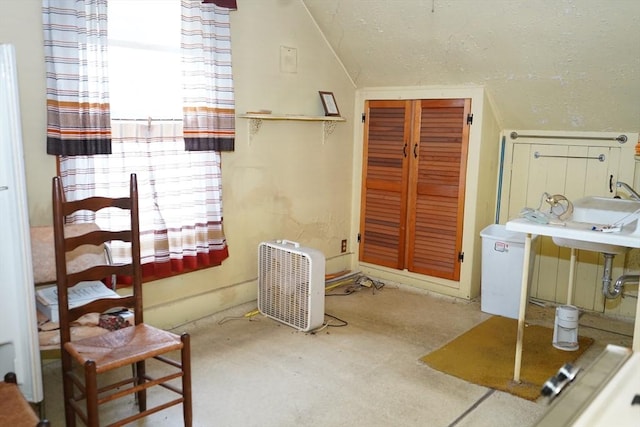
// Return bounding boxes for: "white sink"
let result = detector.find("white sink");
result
[551,196,640,254]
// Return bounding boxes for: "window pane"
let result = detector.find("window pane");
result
[108,0,182,119]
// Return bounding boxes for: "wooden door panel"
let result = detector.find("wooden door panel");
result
[410,194,459,276]
[360,98,470,281]
[360,189,404,267]
[359,100,411,269]
[406,99,470,280]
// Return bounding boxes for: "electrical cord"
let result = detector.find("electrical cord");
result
[309,313,348,334]
[324,313,348,327]
[220,274,385,328]
[356,274,385,291]
[326,273,385,296]
[325,284,359,296]
[218,308,260,325]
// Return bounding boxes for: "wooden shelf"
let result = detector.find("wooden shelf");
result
[238,114,346,141]
[238,113,345,122]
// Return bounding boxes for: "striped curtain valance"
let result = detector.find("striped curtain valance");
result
[42,0,112,156]
[202,0,237,9]
[182,0,235,152]
[183,107,235,151]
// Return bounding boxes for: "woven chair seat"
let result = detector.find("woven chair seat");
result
[64,324,183,374]
[0,381,40,426]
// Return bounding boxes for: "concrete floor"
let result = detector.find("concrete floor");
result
[40,280,634,426]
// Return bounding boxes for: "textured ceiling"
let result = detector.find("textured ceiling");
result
[302,0,640,132]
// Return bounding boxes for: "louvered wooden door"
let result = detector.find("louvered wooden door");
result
[360,98,471,280]
[359,100,411,269]
[406,99,470,280]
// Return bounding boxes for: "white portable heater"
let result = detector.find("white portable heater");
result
[258,240,325,332]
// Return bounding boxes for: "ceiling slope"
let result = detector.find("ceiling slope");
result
[303,0,640,132]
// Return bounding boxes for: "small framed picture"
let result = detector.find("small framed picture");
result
[319,91,340,116]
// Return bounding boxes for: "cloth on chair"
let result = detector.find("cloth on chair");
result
[32,224,115,352]
[31,224,107,285]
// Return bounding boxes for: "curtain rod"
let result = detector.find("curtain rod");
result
[510,131,627,144]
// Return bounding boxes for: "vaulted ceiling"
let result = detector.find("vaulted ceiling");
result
[302,0,640,133]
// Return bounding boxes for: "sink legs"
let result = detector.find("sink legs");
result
[567,248,576,305]
[514,233,533,383]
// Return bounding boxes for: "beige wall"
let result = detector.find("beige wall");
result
[6,1,632,327]
[1,0,357,329]
[0,0,50,222]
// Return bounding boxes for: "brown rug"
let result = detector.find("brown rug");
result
[420,315,593,400]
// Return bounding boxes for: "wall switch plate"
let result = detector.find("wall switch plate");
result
[341,239,347,253]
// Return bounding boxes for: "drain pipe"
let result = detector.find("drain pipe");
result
[601,253,640,299]
[601,252,640,298]
[611,274,640,298]
[601,253,618,299]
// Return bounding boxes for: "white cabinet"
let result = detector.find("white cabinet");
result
[0,44,43,403]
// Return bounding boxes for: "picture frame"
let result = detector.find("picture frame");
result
[319,91,340,116]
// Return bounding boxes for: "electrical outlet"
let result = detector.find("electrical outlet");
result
[341,239,347,253]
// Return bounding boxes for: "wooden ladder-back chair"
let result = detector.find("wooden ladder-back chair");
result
[52,174,192,427]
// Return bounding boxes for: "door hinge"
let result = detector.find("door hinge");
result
[357,233,362,243]
[466,114,473,125]
[361,113,366,123]
[458,251,464,262]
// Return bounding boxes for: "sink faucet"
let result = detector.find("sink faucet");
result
[615,181,640,201]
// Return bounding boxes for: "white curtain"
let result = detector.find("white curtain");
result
[60,121,227,276]
[182,0,236,151]
[42,0,111,156]
[50,0,233,278]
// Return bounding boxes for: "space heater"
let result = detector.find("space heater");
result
[258,240,325,332]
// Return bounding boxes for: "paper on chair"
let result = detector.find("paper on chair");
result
[35,281,120,323]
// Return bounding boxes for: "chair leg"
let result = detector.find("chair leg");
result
[181,333,192,427]
[85,361,99,427]
[61,354,76,427]
[136,360,147,412]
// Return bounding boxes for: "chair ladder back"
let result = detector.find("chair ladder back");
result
[63,196,132,217]
[51,174,191,427]
[52,174,144,338]
[52,176,73,342]
[129,174,143,325]
[64,229,132,253]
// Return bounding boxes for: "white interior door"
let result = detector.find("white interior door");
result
[0,44,43,403]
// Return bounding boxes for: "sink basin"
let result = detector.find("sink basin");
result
[551,196,640,254]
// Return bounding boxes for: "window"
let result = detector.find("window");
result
[44,0,235,280]
[108,0,182,119]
